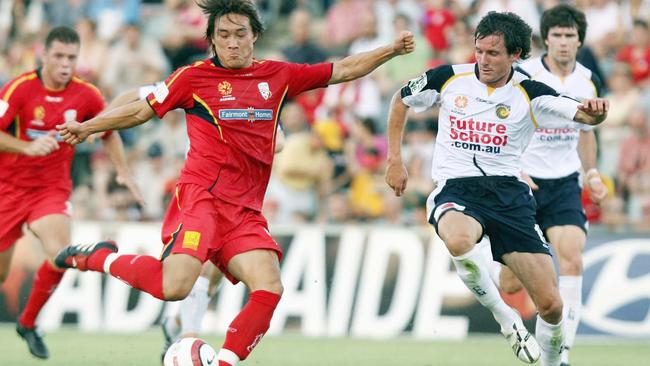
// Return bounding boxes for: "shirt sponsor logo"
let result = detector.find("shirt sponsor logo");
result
[26,129,63,141]
[219,81,235,102]
[218,108,274,122]
[45,95,63,103]
[182,231,201,251]
[534,127,579,142]
[495,103,510,119]
[449,115,508,154]
[258,82,272,100]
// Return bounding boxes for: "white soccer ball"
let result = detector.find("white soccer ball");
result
[163,337,217,366]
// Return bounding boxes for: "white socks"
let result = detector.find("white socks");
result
[451,245,523,333]
[218,348,240,366]
[559,275,582,364]
[536,315,563,366]
[179,276,211,336]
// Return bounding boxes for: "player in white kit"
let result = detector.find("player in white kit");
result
[495,5,607,366]
[385,12,608,366]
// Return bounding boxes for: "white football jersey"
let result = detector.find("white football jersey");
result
[401,63,580,183]
[517,57,602,179]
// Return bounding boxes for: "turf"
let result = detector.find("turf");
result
[1,325,647,366]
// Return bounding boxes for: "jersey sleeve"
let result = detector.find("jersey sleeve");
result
[81,83,113,140]
[400,65,454,113]
[0,77,28,130]
[146,66,194,118]
[286,62,332,98]
[520,79,580,128]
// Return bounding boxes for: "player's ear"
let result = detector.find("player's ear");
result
[252,32,259,43]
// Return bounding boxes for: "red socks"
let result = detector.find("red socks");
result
[221,290,281,362]
[19,261,65,328]
[106,254,165,300]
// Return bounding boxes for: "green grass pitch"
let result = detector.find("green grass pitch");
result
[1,326,648,365]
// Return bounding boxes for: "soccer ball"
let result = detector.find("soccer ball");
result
[163,337,217,366]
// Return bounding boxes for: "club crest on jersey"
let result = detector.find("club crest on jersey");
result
[454,95,468,109]
[258,82,272,100]
[496,104,510,119]
[218,81,235,102]
[34,105,46,120]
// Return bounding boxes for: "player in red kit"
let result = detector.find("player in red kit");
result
[55,0,414,365]
[0,26,141,359]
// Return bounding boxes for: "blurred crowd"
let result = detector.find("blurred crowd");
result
[1,0,649,232]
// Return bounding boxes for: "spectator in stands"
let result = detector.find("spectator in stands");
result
[75,18,108,84]
[44,0,88,28]
[617,107,650,198]
[101,22,169,99]
[267,128,333,223]
[373,0,422,42]
[324,0,371,51]
[87,0,141,41]
[616,19,650,86]
[282,8,328,64]
[160,0,209,69]
[421,0,456,59]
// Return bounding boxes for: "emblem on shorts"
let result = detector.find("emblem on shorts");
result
[258,82,272,100]
[182,231,201,251]
[454,95,468,109]
[496,104,510,119]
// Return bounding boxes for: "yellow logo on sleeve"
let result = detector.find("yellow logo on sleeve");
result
[182,231,201,251]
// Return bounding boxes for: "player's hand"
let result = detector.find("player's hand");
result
[393,31,415,56]
[56,120,90,145]
[577,98,609,121]
[385,160,408,196]
[23,133,59,156]
[521,172,539,190]
[586,170,607,204]
[116,173,146,207]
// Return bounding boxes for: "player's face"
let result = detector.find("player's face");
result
[545,26,580,66]
[213,13,258,69]
[475,34,520,88]
[42,40,79,88]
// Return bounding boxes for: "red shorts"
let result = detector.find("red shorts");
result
[160,183,281,284]
[0,184,71,252]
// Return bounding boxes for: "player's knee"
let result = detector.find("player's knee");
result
[444,234,476,257]
[537,295,563,323]
[500,276,523,294]
[559,256,583,276]
[164,280,194,301]
[0,270,8,284]
[251,277,283,295]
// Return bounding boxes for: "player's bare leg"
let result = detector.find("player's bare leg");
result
[0,245,16,284]
[162,263,223,360]
[503,252,564,366]
[500,265,524,294]
[545,225,585,366]
[15,214,70,359]
[438,211,540,363]
[216,249,282,366]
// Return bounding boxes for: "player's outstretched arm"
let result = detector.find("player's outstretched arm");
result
[56,99,154,145]
[329,30,414,85]
[385,91,410,197]
[578,130,607,203]
[574,98,608,125]
[0,130,59,156]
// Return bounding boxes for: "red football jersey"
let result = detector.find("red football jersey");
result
[147,57,332,211]
[0,70,106,190]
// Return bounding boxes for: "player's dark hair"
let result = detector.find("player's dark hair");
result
[475,12,532,59]
[44,26,80,49]
[198,0,265,55]
[540,4,587,46]
[634,18,649,30]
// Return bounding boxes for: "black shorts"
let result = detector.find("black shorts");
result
[531,172,587,235]
[429,176,550,263]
